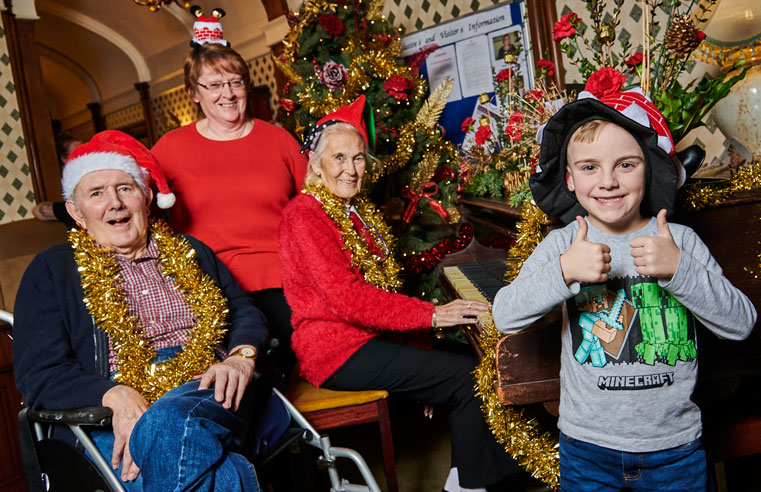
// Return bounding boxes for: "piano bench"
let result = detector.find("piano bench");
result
[285,376,397,492]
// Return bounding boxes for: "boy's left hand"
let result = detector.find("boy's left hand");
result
[630,209,680,278]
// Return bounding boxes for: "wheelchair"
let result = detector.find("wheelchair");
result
[2,309,382,492]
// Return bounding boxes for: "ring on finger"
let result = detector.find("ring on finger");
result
[467,303,472,309]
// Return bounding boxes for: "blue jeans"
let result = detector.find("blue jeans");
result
[89,381,261,492]
[559,433,710,491]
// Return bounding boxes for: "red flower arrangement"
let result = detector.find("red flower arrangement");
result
[505,111,524,142]
[475,125,492,145]
[537,59,556,77]
[317,14,345,36]
[496,68,515,83]
[584,67,625,98]
[553,12,581,41]
[461,117,476,133]
[625,52,643,73]
[384,75,414,100]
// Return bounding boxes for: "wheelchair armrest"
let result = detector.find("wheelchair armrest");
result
[26,406,113,427]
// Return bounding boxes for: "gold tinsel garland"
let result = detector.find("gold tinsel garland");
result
[474,314,560,490]
[305,183,403,292]
[71,220,229,403]
[679,162,761,211]
[504,201,549,283]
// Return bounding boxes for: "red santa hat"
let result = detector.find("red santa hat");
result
[300,95,374,153]
[62,130,176,209]
[190,6,228,47]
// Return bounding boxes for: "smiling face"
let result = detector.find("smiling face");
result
[565,121,649,235]
[192,64,248,128]
[310,128,367,202]
[66,169,153,259]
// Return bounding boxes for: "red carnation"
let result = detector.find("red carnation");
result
[461,117,476,133]
[318,13,345,36]
[537,59,556,77]
[625,52,643,73]
[562,12,581,25]
[584,67,626,98]
[384,75,414,100]
[496,68,514,83]
[553,13,581,41]
[696,30,706,41]
[475,125,492,146]
[505,111,524,142]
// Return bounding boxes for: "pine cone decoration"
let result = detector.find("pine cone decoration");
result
[664,15,701,55]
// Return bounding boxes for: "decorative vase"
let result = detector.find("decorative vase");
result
[711,64,761,158]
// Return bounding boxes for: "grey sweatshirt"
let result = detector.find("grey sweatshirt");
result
[493,217,756,452]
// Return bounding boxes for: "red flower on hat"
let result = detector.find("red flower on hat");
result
[461,117,476,133]
[585,67,626,98]
[553,12,581,41]
[384,75,414,100]
[475,125,492,145]
[278,98,297,112]
[505,111,524,142]
[537,59,556,77]
[318,14,345,36]
[496,68,514,83]
[625,52,644,73]
[318,61,348,92]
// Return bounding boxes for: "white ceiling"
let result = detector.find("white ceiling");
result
[26,0,279,127]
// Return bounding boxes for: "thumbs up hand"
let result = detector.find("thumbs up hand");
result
[560,216,612,284]
[630,209,680,278]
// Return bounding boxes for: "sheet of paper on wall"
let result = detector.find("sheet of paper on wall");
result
[461,101,501,153]
[455,36,495,99]
[427,45,463,102]
[692,137,753,180]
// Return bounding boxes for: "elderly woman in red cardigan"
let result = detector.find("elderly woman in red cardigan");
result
[278,96,519,492]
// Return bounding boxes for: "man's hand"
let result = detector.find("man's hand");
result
[102,384,149,482]
[196,349,255,411]
[630,209,680,278]
[560,216,612,284]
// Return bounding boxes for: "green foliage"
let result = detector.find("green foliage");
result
[655,62,750,143]
[508,181,533,208]
[463,168,505,198]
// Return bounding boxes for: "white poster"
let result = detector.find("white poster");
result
[426,45,463,102]
[455,36,495,99]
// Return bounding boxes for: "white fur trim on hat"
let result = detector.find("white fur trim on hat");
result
[156,192,176,209]
[62,152,148,201]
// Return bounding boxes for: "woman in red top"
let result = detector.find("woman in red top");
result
[278,97,519,492]
[153,44,307,382]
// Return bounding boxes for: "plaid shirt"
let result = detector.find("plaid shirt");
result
[109,239,196,372]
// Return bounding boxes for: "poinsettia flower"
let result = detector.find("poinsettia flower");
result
[461,117,476,133]
[537,59,556,77]
[584,67,626,98]
[475,125,492,145]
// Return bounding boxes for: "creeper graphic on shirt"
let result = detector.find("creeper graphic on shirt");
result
[574,286,626,367]
[631,282,696,366]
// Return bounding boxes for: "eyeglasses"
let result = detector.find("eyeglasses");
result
[196,79,246,93]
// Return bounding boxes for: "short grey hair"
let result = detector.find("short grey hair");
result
[305,123,376,186]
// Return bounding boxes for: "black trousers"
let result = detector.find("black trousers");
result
[249,288,296,385]
[323,337,520,488]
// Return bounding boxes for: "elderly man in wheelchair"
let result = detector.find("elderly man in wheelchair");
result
[12,130,288,492]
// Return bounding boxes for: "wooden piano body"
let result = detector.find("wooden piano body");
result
[440,194,761,460]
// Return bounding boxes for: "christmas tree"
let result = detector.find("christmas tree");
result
[275,0,466,301]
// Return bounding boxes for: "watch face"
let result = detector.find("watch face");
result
[239,347,256,358]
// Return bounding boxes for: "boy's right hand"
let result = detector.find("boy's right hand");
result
[559,216,611,284]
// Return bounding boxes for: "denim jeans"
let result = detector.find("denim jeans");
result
[89,381,261,492]
[559,432,709,492]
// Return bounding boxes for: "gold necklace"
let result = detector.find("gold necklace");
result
[70,219,229,403]
[305,183,403,292]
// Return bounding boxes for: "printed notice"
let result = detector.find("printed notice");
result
[426,45,462,102]
[455,36,494,98]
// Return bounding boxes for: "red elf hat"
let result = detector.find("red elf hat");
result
[300,95,376,153]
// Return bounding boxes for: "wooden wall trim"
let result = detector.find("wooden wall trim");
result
[2,9,60,202]
[134,82,158,146]
[526,0,565,90]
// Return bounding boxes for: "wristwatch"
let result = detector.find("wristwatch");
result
[232,347,257,360]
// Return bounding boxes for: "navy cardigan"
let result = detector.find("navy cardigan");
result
[13,234,269,411]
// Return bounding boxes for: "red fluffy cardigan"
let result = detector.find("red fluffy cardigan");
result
[278,193,435,386]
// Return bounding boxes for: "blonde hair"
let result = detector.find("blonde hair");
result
[569,119,611,144]
[305,123,373,186]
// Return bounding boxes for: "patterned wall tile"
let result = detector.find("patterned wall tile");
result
[384,0,511,35]
[105,103,144,131]
[153,86,196,137]
[0,21,35,225]
[250,53,278,117]
[67,120,95,143]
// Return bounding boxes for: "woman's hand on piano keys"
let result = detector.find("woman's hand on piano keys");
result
[434,299,490,327]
